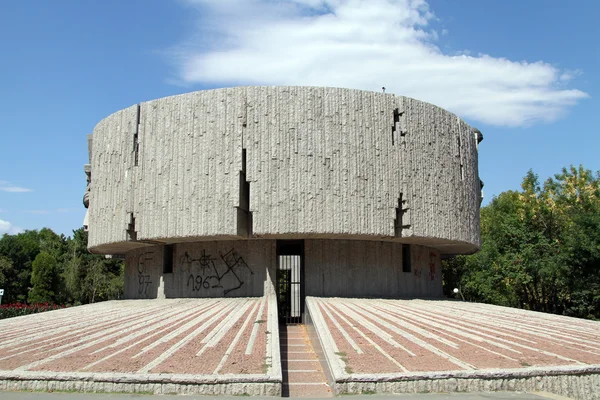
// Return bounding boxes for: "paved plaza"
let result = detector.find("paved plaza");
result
[307,297,600,397]
[308,297,600,374]
[1,297,599,398]
[0,298,281,396]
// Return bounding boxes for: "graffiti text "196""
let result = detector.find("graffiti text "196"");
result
[187,274,220,291]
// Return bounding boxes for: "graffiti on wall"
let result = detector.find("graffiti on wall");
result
[137,252,154,295]
[429,251,437,281]
[413,266,422,278]
[410,251,437,281]
[181,248,253,295]
[413,248,423,278]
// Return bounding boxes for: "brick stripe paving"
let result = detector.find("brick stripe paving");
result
[0,298,274,377]
[280,324,332,398]
[307,297,600,376]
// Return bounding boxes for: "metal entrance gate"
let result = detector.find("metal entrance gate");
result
[276,240,304,324]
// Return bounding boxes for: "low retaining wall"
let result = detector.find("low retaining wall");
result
[0,371,281,396]
[335,366,600,399]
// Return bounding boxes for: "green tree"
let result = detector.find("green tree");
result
[444,165,600,320]
[62,228,92,304]
[0,230,41,302]
[545,166,600,318]
[0,227,124,306]
[28,252,60,303]
[0,256,13,300]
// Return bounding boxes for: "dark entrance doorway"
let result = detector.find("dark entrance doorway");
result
[276,240,304,324]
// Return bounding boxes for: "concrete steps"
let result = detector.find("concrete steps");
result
[280,324,332,398]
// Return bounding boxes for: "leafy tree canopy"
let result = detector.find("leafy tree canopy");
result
[0,227,123,305]
[444,165,600,320]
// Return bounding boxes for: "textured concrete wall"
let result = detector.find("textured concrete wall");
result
[125,246,164,299]
[0,370,282,396]
[88,87,481,255]
[334,370,600,399]
[124,240,276,299]
[88,105,138,251]
[305,241,442,298]
[124,240,440,299]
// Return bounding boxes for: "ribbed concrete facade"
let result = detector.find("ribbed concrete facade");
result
[85,86,482,300]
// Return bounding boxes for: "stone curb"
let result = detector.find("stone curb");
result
[0,370,282,396]
[335,366,600,399]
[0,370,281,384]
[305,297,346,381]
[267,294,282,381]
[340,364,600,382]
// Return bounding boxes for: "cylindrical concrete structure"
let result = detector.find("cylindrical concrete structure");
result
[85,86,482,300]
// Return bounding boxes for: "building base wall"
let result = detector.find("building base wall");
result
[305,240,442,298]
[124,240,276,299]
[123,239,442,300]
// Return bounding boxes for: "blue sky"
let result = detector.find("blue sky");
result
[0,0,597,237]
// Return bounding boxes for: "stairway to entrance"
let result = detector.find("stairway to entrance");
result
[280,324,332,397]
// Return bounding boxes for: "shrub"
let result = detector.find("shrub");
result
[0,302,66,320]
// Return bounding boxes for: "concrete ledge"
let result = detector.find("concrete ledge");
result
[335,366,600,400]
[304,301,343,393]
[0,370,282,396]
[266,294,282,384]
[304,301,335,390]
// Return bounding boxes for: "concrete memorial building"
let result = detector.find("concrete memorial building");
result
[5,87,599,399]
[84,86,483,321]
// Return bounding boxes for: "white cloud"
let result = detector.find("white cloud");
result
[0,219,23,235]
[0,186,33,193]
[56,208,78,213]
[0,180,33,193]
[23,208,77,215]
[172,0,588,127]
[559,69,582,83]
[26,210,51,215]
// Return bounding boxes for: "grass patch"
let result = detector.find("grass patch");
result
[520,361,531,367]
[335,351,354,375]
[262,363,272,374]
